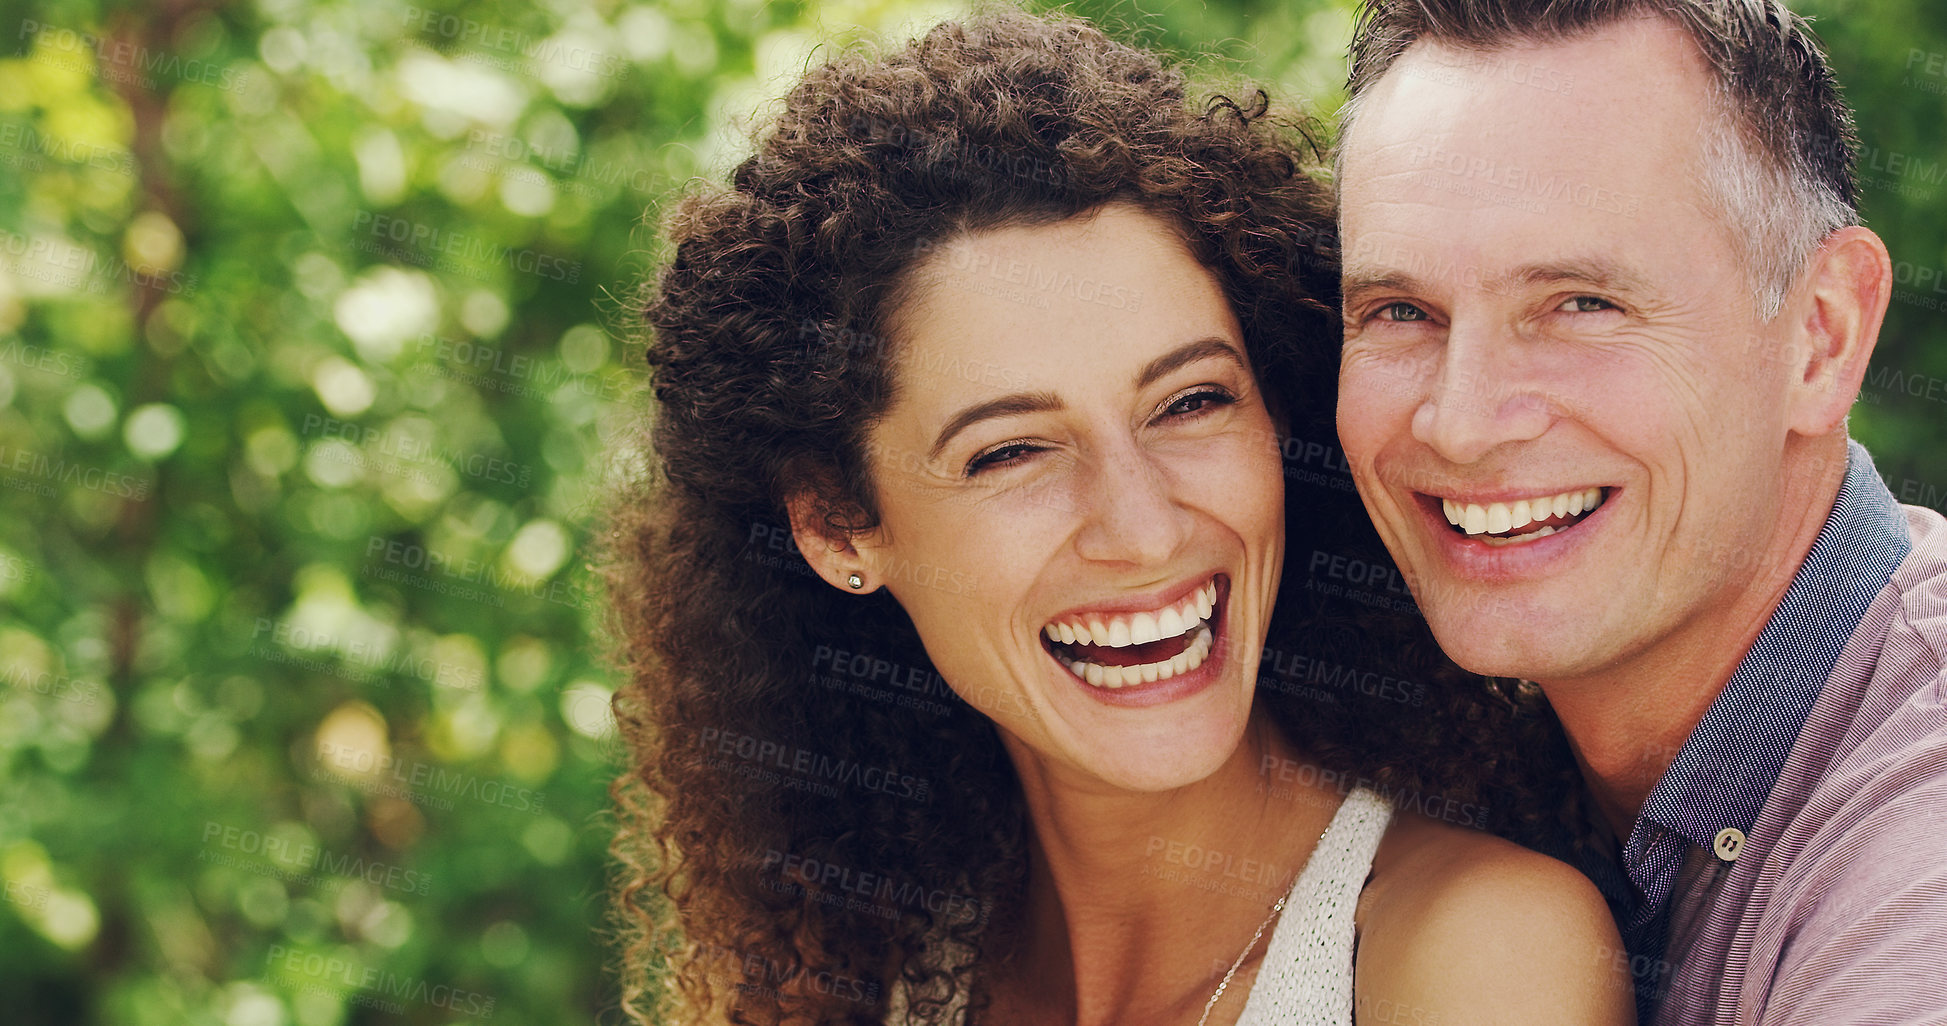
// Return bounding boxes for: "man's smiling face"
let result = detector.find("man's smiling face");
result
[1334,17,1807,685]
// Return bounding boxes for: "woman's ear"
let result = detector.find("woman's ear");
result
[784,491,881,594]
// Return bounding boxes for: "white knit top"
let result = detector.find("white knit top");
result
[1232,784,1394,1026]
[887,785,1393,1024]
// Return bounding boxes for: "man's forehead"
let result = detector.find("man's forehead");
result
[1338,15,1721,228]
[1354,14,1720,138]
[1390,11,1714,77]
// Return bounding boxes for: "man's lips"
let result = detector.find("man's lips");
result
[1428,486,1610,547]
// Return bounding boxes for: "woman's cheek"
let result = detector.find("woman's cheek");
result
[988,466,1088,523]
[1177,428,1283,506]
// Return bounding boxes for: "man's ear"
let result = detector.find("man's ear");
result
[1788,225,1891,436]
[784,490,881,594]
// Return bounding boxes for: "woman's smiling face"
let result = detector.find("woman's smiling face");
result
[837,203,1287,791]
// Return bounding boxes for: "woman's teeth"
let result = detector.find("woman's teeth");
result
[1041,579,1219,689]
[1042,579,1215,648]
[1063,624,1214,688]
[1441,487,1605,543]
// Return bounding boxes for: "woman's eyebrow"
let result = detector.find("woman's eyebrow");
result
[927,391,1064,461]
[1136,337,1247,389]
[926,337,1247,461]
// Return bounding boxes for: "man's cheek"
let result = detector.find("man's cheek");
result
[1330,391,1388,478]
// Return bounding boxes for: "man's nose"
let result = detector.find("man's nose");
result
[1410,319,1552,464]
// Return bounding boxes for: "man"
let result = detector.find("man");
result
[1333,1,1947,1023]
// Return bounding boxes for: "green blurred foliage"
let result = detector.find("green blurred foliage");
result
[0,0,1938,1024]
[1800,0,1947,499]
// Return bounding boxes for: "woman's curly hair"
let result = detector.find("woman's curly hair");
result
[606,10,1586,1025]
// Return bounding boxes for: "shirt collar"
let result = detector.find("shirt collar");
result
[1627,439,1911,868]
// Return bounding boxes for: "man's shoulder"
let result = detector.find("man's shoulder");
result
[1809,500,1947,748]
[1835,501,1947,741]
[1803,523,1947,813]
[1770,501,1947,878]
[1893,501,1947,626]
[1708,501,1947,1022]
[1720,504,1947,1026]
[1781,547,1947,871]
[1760,748,1947,1012]
[1892,491,1947,564]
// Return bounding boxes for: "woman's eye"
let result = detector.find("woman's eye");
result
[965,441,1042,476]
[1559,295,1617,313]
[1162,388,1236,419]
[1374,301,1429,322]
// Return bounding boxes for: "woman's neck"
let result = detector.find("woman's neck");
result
[991,711,1350,1026]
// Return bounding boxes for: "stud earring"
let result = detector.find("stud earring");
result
[847,572,865,590]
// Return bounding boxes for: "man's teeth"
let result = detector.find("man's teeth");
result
[1062,625,1214,689]
[1441,487,1604,537]
[1042,579,1216,648]
[1479,525,1557,548]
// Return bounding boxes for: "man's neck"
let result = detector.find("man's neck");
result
[1543,440,1851,840]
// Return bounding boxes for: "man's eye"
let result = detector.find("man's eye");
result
[965,441,1042,476]
[1375,302,1429,322]
[1559,295,1617,313]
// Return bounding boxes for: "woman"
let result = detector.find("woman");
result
[608,11,1631,1025]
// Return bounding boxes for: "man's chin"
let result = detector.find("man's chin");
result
[1421,607,1608,685]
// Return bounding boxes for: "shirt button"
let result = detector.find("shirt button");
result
[1713,827,1746,862]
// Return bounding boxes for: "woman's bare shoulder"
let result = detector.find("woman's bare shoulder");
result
[1353,812,1636,1025]
[1367,810,1596,906]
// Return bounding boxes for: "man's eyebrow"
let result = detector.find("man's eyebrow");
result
[1341,268,1427,301]
[924,337,1248,462]
[1341,260,1652,301]
[1494,259,1650,295]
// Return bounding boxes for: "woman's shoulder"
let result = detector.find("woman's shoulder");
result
[1352,810,1636,1024]
[1368,809,1602,915]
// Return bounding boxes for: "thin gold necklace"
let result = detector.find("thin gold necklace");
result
[1195,891,1288,1026]
[1196,811,1338,1026]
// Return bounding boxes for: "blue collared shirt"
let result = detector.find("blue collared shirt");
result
[1576,440,1912,1019]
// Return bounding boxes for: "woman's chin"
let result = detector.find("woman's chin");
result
[1068,707,1253,793]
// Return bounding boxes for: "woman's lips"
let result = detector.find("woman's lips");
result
[1042,575,1227,690]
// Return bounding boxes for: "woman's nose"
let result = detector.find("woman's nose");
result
[1071,438,1193,567]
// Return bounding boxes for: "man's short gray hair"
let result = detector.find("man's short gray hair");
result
[1339,0,1859,320]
